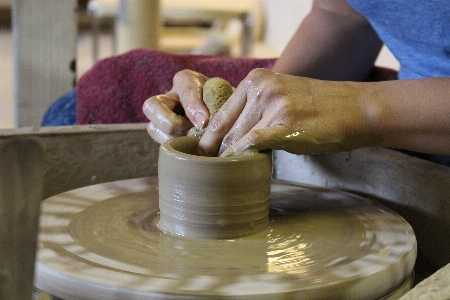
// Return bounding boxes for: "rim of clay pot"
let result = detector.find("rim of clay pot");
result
[160,136,269,162]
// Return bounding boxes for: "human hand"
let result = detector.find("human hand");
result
[197,68,379,156]
[142,70,210,144]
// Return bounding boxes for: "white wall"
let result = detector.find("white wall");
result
[262,0,311,54]
[13,0,77,127]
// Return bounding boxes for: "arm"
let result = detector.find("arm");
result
[142,0,383,145]
[365,77,450,154]
[273,0,383,81]
[196,69,450,156]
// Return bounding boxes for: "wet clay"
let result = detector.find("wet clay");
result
[163,77,270,239]
[158,136,272,239]
[188,77,233,138]
[35,177,416,299]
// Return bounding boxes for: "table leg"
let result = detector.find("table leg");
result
[0,139,44,299]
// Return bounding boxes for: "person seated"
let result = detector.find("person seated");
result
[142,0,450,165]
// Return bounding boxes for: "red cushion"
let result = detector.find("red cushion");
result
[76,49,276,124]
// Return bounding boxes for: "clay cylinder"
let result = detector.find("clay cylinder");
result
[158,136,272,239]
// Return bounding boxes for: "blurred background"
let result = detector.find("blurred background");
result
[0,0,398,129]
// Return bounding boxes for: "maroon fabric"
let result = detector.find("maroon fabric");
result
[76,49,277,124]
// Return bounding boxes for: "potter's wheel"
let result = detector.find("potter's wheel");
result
[34,177,416,299]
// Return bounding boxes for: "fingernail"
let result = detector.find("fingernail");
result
[194,112,207,129]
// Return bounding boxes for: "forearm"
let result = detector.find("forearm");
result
[363,77,450,155]
[273,0,382,81]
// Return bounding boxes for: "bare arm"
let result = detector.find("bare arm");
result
[143,0,450,157]
[273,0,383,81]
[196,70,450,156]
[142,0,383,145]
[365,77,450,154]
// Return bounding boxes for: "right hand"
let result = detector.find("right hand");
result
[142,70,210,144]
[197,68,377,157]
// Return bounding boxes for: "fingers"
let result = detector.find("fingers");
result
[196,81,249,156]
[221,124,347,156]
[147,68,368,156]
[143,94,191,133]
[196,68,273,156]
[146,122,179,144]
[142,70,210,144]
[143,95,192,143]
[218,104,285,156]
[219,125,286,157]
[172,70,210,128]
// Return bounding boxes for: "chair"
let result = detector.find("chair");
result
[87,0,118,61]
[87,0,262,60]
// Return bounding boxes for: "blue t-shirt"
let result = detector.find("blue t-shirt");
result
[347,0,450,80]
[348,0,450,166]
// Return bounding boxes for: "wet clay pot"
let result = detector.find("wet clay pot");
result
[158,136,272,239]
